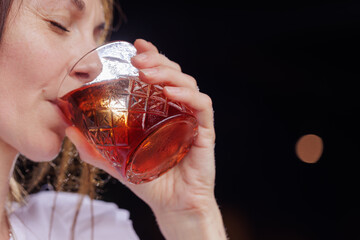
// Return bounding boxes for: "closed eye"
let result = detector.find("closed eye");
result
[49,20,70,32]
[94,23,106,38]
[94,22,106,43]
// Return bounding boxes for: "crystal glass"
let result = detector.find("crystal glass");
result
[57,41,198,184]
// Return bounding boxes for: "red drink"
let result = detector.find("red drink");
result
[58,77,198,184]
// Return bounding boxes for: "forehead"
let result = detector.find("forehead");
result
[30,0,77,11]
[29,0,104,15]
[72,0,85,10]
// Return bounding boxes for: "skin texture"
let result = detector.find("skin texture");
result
[66,39,226,240]
[0,0,105,161]
[0,0,226,239]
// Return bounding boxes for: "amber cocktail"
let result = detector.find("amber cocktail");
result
[57,42,198,184]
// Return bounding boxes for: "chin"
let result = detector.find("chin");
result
[20,132,65,162]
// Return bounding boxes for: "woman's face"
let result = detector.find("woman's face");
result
[0,0,105,161]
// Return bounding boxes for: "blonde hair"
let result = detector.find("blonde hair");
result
[9,139,109,240]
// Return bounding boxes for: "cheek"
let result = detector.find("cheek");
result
[12,42,65,90]
[3,22,69,93]
[0,4,71,161]
[0,40,67,161]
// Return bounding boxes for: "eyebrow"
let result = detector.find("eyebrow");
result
[71,0,85,11]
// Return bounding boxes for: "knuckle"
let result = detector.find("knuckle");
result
[189,76,198,88]
[208,128,216,144]
[148,42,159,52]
[156,65,165,71]
[148,51,159,59]
[157,65,170,75]
[159,54,181,71]
[184,74,197,88]
[173,62,182,71]
[202,93,213,108]
[159,53,168,62]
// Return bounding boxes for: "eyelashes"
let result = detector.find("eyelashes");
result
[48,20,70,32]
[47,20,107,41]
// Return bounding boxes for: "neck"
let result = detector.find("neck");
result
[0,139,18,239]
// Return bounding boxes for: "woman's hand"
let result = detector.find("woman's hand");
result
[66,39,226,239]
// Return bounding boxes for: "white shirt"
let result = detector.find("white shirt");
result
[7,191,139,240]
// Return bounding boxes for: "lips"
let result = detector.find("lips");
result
[49,100,72,126]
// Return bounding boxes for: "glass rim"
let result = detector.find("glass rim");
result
[58,40,138,98]
[67,40,134,75]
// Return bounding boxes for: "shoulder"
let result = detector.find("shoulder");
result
[8,191,139,240]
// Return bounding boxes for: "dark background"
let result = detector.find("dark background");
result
[102,1,360,239]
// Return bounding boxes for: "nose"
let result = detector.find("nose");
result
[58,46,103,98]
[69,49,103,85]
[58,48,103,98]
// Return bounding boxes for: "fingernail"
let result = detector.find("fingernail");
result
[165,86,180,94]
[134,53,147,61]
[140,68,158,76]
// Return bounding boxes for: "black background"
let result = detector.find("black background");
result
[102,1,360,239]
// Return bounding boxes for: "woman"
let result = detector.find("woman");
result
[0,0,227,239]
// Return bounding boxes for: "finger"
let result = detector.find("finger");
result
[131,51,181,71]
[132,39,181,71]
[134,39,159,54]
[163,87,214,130]
[139,66,198,90]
